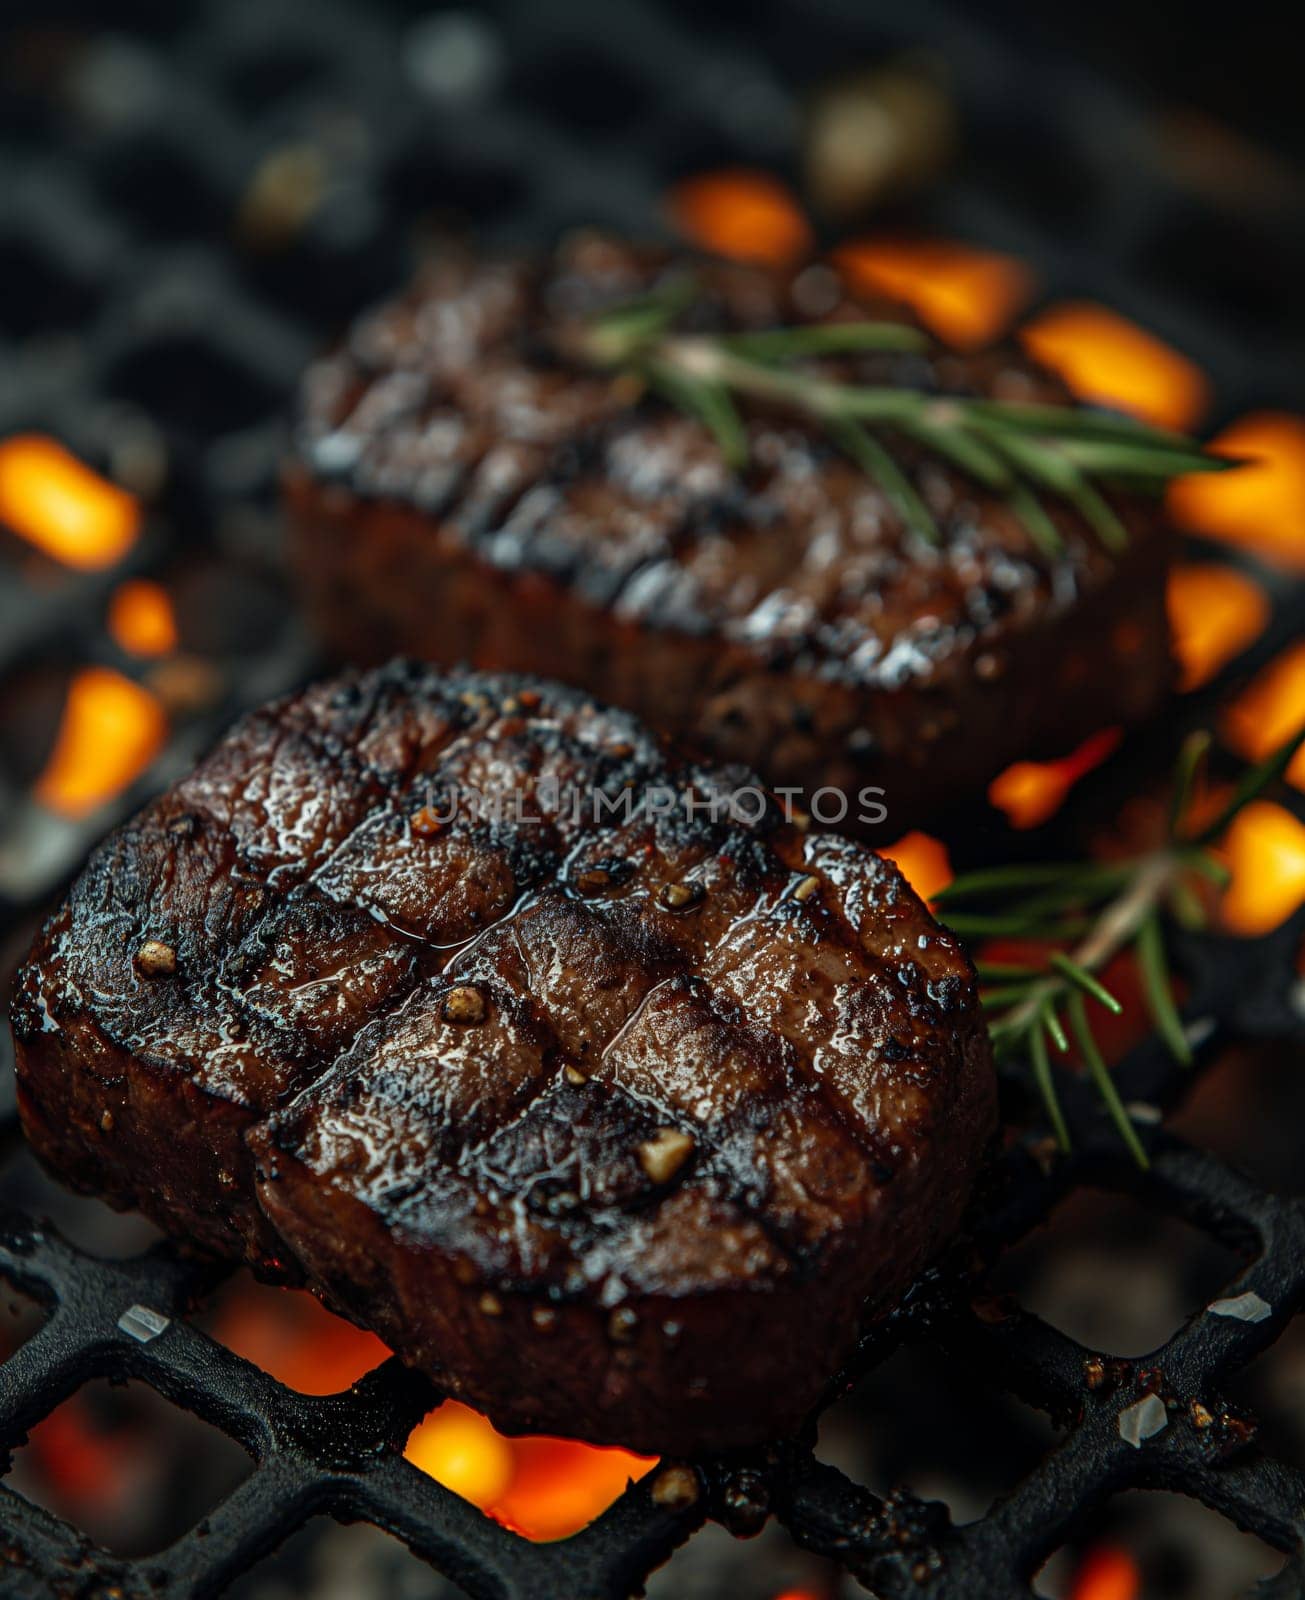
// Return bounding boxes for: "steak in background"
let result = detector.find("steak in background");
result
[11,663,995,1452]
[285,235,1174,835]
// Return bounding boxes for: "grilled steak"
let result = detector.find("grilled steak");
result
[285,234,1174,834]
[11,662,995,1453]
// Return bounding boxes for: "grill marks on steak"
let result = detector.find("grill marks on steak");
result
[286,235,1175,829]
[12,663,995,1451]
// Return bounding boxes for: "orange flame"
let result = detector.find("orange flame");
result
[834,238,1034,349]
[989,728,1122,830]
[1019,303,1209,431]
[666,170,812,267]
[1167,413,1305,571]
[406,1402,656,1542]
[880,831,953,902]
[0,435,140,570]
[108,579,179,658]
[1167,564,1269,691]
[34,667,167,819]
[1222,642,1305,789]
[1220,801,1305,935]
[1070,1545,1141,1600]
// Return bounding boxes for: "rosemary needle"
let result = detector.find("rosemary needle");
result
[828,416,940,545]
[938,861,1127,901]
[1049,952,1123,1014]
[647,363,749,470]
[1168,730,1212,839]
[1040,1001,1070,1055]
[1185,724,1305,847]
[1136,912,1192,1065]
[1030,1024,1070,1153]
[1067,991,1150,1168]
[719,322,928,360]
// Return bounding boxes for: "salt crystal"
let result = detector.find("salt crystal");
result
[1209,1291,1272,1324]
[117,1304,170,1343]
[1124,1102,1162,1125]
[1118,1393,1168,1448]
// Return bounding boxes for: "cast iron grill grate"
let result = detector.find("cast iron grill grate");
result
[3,2,1305,1596]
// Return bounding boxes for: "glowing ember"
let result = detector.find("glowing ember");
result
[0,435,140,570]
[666,169,812,267]
[1167,564,1269,691]
[1069,1545,1141,1600]
[34,667,167,819]
[406,1402,515,1509]
[834,237,1034,349]
[211,1284,389,1394]
[108,579,179,658]
[406,1401,656,1542]
[1167,412,1305,571]
[1222,642,1305,789]
[989,728,1122,830]
[1019,303,1209,431]
[880,830,952,901]
[490,1431,657,1542]
[1220,801,1305,936]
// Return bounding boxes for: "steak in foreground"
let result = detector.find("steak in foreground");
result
[285,234,1175,832]
[11,663,995,1453]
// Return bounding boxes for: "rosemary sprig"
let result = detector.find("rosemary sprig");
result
[579,279,1228,553]
[934,727,1305,1165]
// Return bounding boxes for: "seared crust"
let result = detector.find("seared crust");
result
[285,235,1174,832]
[11,663,995,1452]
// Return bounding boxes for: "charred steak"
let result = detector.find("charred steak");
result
[285,234,1174,834]
[11,663,995,1453]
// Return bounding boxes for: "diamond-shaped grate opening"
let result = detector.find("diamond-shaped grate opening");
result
[1033,1489,1288,1600]
[817,1345,1064,1527]
[4,1376,254,1557]
[989,1186,1246,1359]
